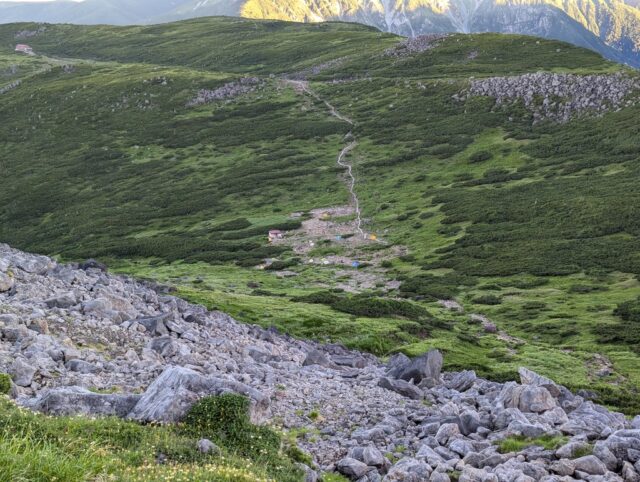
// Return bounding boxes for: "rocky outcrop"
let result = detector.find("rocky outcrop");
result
[1,243,639,481]
[461,72,640,123]
[385,35,448,57]
[126,366,270,424]
[187,77,262,106]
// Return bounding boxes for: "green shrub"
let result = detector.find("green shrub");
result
[469,150,494,163]
[210,218,252,232]
[613,297,640,322]
[594,297,640,356]
[183,394,281,458]
[568,284,608,294]
[472,295,502,305]
[0,373,11,395]
[264,258,300,271]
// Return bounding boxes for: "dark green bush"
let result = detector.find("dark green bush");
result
[568,284,608,294]
[473,295,502,305]
[293,291,433,322]
[182,394,281,457]
[614,297,640,322]
[264,258,300,271]
[469,150,494,163]
[595,297,640,355]
[0,373,11,395]
[210,218,252,232]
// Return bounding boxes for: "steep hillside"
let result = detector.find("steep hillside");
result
[1,17,640,416]
[3,244,640,482]
[1,0,640,66]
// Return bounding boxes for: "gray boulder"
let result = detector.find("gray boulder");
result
[302,349,334,368]
[556,440,593,459]
[79,259,107,272]
[348,446,389,470]
[66,359,100,374]
[135,314,170,336]
[383,457,432,481]
[445,370,476,392]
[633,417,640,430]
[550,459,575,476]
[25,387,140,417]
[459,410,481,436]
[45,292,77,309]
[386,353,411,373]
[435,423,460,445]
[336,457,371,479]
[378,377,423,400]
[573,455,607,475]
[388,349,442,386]
[429,473,451,482]
[331,354,367,368]
[622,461,640,482]
[603,430,640,462]
[0,272,14,292]
[561,402,627,437]
[147,336,182,358]
[197,439,220,455]
[458,466,498,482]
[11,358,36,387]
[593,441,619,471]
[510,385,557,413]
[127,366,270,424]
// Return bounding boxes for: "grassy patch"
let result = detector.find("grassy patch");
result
[0,395,303,482]
[497,435,568,454]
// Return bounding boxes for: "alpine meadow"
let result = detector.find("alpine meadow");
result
[1,14,640,482]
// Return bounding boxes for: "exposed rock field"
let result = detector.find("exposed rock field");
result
[1,244,640,481]
[462,73,640,123]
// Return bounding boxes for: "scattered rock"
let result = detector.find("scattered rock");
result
[462,72,640,124]
[336,457,371,479]
[197,439,220,455]
[0,272,14,292]
[11,358,36,387]
[127,366,270,424]
[388,349,442,386]
[378,377,423,400]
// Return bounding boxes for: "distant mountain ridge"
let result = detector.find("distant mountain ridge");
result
[0,0,639,66]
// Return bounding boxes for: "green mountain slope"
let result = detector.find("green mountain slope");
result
[2,0,640,66]
[1,17,640,412]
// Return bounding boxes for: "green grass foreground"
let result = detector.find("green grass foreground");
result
[0,393,313,482]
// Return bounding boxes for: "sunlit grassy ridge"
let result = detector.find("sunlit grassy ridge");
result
[0,17,639,415]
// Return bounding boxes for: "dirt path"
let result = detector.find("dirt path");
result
[284,79,367,238]
[285,79,354,125]
[337,141,365,238]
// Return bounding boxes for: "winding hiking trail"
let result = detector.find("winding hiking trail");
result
[285,79,366,238]
[337,141,365,238]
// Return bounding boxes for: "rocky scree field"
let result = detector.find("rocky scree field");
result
[1,15,640,432]
[2,244,640,482]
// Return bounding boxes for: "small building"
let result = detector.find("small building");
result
[15,44,34,55]
[268,230,284,242]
